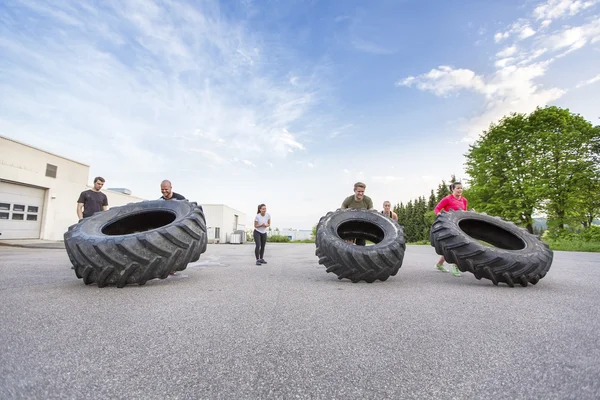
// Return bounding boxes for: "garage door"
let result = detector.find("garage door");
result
[0,181,45,239]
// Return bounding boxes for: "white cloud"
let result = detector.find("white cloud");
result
[398,59,567,141]
[0,0,323,173]
[518,25,537,39]
[541,18,600,52]
[397,2,600,143]
[0,0,342,231]
[495,57,516,68]
[576,73,600,87]
[496,45,518,58]
[494,31,511,42]
[494,20,538,43]
[517,48,549,65]
[533,0,599,20]
[275,129,305,153]
[397,66,485,96]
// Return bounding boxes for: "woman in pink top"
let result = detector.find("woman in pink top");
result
[434,182,468,277]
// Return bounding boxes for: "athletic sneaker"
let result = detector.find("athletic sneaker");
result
[435,263,449,272]
[259,259,267,264]
[256,260,262,265]
[451,265,461,277]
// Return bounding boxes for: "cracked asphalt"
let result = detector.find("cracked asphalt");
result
[1,243,599,400]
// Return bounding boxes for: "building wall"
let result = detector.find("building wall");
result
[202,204,224,243]
[276,229,313,241]
[202,204,246,243]
[1,136,90,240]
[0,136,144,240]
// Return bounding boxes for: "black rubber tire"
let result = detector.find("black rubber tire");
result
[315,209,406,283]
[64,200,208,288]
[430,210,553,287]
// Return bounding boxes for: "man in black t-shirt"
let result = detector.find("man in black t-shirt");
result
[160,180,186,200]
[77,177,109,220]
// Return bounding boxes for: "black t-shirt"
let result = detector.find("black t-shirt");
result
[77,190,108,218]
[160,192,186,200]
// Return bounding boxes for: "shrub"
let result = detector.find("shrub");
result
[542,225,600,252]
[267,235,291,243]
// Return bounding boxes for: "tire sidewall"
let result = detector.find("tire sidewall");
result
[75,200,193,239]
[440,211,547,256]
[317,209,403,250]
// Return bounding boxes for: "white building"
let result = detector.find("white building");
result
[271,229,313,241]
[201,204,246,244]
[0,136,145,240]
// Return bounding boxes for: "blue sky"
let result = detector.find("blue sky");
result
[1,0,599,230]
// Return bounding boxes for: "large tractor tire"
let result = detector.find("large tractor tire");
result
[64,200,208,288]
[315,209,406,283]
[430,210,553,287]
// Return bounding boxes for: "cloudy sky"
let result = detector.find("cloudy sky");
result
[1,0,599,230]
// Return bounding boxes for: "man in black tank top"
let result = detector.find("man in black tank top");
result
[382,201,398,221]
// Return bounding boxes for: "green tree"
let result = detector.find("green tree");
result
[465,106,600,233]
[311,224,317,240]
[465,112,542,232]
[572,176,600,228]
[436,181,450,202]
[529,106,600,229]
[427,190,436,210]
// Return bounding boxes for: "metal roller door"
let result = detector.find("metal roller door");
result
[0,181,45,239]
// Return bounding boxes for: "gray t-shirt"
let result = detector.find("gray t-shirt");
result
[77,190,108,218]
[254,213,271,234]
[342,195,373,210]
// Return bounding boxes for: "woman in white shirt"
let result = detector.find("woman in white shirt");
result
[254,204,271,265]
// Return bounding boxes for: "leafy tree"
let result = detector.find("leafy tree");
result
[572,176,600,228]
[465,106,600,233]
[465,112,542,233]
[311,224,317,240]
[529,106,600,229]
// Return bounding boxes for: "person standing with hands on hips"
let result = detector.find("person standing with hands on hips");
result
[254,204,271,265]
[433,182,468,277]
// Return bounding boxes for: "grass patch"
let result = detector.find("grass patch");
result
[291,239,315,243]
[543,240,600,252]
[407,240,430,245]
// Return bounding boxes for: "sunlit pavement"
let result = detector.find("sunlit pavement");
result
[1,243,599,400]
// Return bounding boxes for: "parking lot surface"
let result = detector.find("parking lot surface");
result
[1,243,599,399]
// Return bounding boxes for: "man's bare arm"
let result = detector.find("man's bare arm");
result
[76,203,84,220]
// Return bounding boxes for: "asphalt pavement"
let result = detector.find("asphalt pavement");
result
[1,243,599,400]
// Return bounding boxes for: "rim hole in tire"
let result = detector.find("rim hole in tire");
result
[102,211,177,236]
[458,219,526,250]
[337,221,385,244]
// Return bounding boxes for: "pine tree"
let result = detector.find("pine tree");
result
[428,190,436,210]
